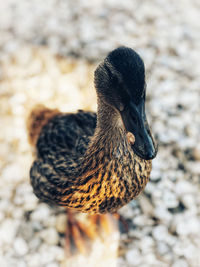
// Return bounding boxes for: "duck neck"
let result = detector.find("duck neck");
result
[61,96,152,213]
[78,97,126,175]
[96,97,123,132]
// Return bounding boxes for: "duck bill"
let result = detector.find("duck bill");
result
[120,100,157,160]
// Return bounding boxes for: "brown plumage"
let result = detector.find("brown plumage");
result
[28,46,157,214]
[27,105,60,147]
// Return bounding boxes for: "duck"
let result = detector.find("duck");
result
[28,46,157,250]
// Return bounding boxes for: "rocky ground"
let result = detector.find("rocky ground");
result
[0,0,200,266]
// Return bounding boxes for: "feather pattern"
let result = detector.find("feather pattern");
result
[29,47,156,214]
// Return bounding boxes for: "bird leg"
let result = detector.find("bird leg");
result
[88,213,117,236]
[65,210,91,255]
[112,213,129,233]
[65,210,119,255]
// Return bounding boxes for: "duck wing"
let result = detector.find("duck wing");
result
[28,108,97,204]
[28,106,96,177]
[36,110,97,159]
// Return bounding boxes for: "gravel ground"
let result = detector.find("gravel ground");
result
[0,0,200,266]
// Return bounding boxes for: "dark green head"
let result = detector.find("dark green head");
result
[94,46,157,160]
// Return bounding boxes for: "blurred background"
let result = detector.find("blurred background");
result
[0,0,200,266]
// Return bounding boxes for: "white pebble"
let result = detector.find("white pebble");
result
[172,259,188,267]
[175,181,195,196]
[29,237,41,251]
[152,225,168,241]
[55,213,67,234]
[31,204,51,222]
[23,194,38,211]
[0,219,18,244]
[46,263,59,267]
[40,228,59,245]
[140,236,154,252]
[14,238,28,256]
[157,242,169,255]
[125,248,141,266]
[1,163,23,183]
[176,217,200,236]
[163,190,179,209]
[181,194,196,211]
[154,206,172,223]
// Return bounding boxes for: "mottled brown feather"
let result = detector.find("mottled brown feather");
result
[28,47,155,214]
[28,103,152,214]
[27,105,60,147]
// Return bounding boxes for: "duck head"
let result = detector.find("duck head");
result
[94,46,157,160]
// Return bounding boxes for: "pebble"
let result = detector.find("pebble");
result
[55,214,67,234]
[183,243,198,261]
[175,217,200,236]
[40,228,59,246]
[30,204,51,222]
[0,219,18,245]
[152,225,169,242]
[13,238,28,256]
[23,195,38,211]
[192,147,200,161]
[46,263,59,267]
[156,242,170,256]
[139,236,154,252]
[154,206,173,223]
[163,190,179,209]
[1,163,23,183]
[175,181,195,196]
[172,259,188,267]
[139,195,154,216]
[26,253,42,267]
[181,195,196,211]
[125,248,141,266]
[29,237,42,251]
[17,222,35,241]
[150,169,162,182]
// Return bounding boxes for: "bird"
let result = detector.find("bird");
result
[27,46,157,252]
